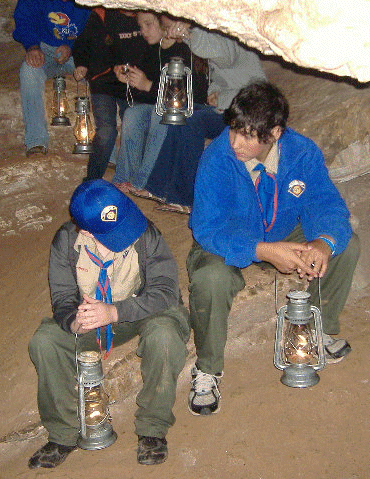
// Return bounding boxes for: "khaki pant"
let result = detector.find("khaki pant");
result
[187,229,360,375]
[29,305,190,446]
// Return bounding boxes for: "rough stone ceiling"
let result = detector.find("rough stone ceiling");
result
[76,0,370,82]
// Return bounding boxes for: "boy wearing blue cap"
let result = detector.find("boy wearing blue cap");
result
[28,179,190,468]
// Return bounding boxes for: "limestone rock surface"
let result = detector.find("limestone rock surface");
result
[76,0,370,82]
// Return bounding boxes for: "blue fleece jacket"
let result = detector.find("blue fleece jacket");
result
[189,127,352,268]
[13,0,90,51]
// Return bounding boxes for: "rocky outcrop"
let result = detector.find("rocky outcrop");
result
[76,0,370,82]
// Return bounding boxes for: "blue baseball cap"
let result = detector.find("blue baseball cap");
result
[70,180,148,252]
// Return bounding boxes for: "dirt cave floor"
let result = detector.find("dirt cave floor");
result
[0,75,370,479]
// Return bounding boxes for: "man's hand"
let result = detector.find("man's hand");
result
[25,46,45,68]
[256,241,317,277]
[71,294,118,334]
[165,21,191,40]
[54,45,72,65]
[74,66,88,82]
[297,238,332,280]
[207,91,219,107]
[126,65,152,92]
[114,64,129,84]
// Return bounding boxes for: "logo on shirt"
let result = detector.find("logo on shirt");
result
[288,180,306,197]
[48,12,79,40]
[119,31,141,39]
[101,205,117,222]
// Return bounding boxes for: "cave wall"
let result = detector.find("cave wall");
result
[75,0,370,82]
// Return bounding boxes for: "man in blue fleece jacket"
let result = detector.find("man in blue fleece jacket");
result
[187,81,360,415]
[13,0,90,156]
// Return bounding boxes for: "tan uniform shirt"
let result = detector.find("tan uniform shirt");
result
[74,233,141,303]
[244,142,279,184]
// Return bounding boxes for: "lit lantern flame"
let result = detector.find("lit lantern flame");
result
[155,57,193,125]
[51,76,70,126]
[274,290,326,388]
[52,91,69,116]
[73,96,95,153]
[284,323,317,365]
[77,351,117,450]
[74,113,94,144]
[84,385,109,426]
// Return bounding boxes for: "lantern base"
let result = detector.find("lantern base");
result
[280,364,320,388]
[51,116,71,126]
[159,111,187,125]
[73,143,93,154]
[78,423,117,451]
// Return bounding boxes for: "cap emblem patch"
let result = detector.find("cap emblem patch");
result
[101,205,117,222]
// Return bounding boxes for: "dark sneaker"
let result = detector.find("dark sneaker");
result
[26,145,47,157]
[28,441,77,469]
[137,436,168,465]
[323,333,352,364]
[188,366,222,416]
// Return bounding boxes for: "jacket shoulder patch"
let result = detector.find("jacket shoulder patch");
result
[288,180,305,197]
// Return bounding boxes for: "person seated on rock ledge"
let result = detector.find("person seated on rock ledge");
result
[28,179,190,468]
[12,0,90,157]
[186,81,360,416]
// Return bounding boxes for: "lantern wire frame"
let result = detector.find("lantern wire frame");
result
[273,279,326,388]
[72,80,95,154]
[74,346,117,450]
[155,36,194,124]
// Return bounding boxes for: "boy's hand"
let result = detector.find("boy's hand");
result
[26,46,45,68]
[298,238,332,280]
[74,66,88,81]
[256,241,317,277]
[114,64,129,83]
[54,45,72,64]
[207,92,219,107]
[165,21,191,40]
[71,294,118,334]
[126,65,152,92]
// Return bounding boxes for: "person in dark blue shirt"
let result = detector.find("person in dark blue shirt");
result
[13,0,90,156]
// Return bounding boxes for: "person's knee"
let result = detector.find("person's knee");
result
[348,233,361,262]
[29,328,55,364]
[339,233,361,266]
[20,61,43,87]
[123,107,151,133]
[190,262,236,297]
[94,125,117,145]
[29,321,71,364]
[141,319,186,361]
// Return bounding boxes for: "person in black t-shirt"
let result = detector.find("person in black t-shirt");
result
[111,11,209,202]
[73,8,146,180]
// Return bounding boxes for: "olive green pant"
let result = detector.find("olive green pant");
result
[187,229,360,375]
[29,306,190,446]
